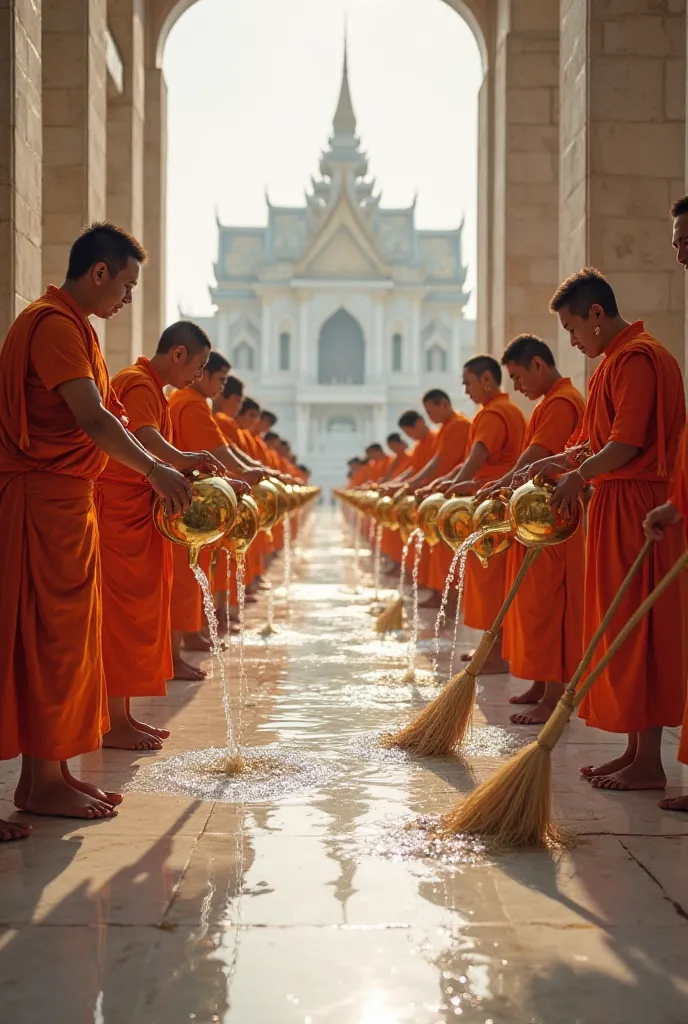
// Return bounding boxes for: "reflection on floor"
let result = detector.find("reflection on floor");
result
[0,509,687,1023]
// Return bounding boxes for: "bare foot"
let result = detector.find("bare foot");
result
[0,819,31,841]
[19,779,117,819]
[658,794,688,812]
[129,717,170,741]
[591,765,667,791]
[244,594,258,604]
[460,650,475,663]
[65,775,123,807]
[103,721,163,751]
[172,655,206,681]
[510,698,559,726]
[580,751,636,780]
[509,682,546,705]
[183,633,212,652]
[419,592,442,609]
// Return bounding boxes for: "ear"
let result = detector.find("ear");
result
[590,303,603,321]
[92,261,108,285]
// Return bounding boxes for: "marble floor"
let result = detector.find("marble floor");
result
[1,508,687,1024]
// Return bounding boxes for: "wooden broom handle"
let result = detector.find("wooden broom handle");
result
[571,548,688,710]
[563,536,653,696]
[491,546,541,633]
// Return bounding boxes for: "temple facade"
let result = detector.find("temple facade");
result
[190,46,475,492]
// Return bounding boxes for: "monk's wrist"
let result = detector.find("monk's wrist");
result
[143,459,157,481]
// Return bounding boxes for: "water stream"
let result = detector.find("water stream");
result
[402,529,424,682]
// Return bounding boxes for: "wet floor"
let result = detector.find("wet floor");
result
[1,509,688,1023]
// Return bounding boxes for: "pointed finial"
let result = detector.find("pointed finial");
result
[333,21,356,136]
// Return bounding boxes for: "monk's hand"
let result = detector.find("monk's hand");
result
[150,463,193,516]
[445,480,476,498]
[527,455,567,481]
[643,502,682,542]
[243,467,267,485]
[180,451,225,477]
[550,470,584,521]
[227,478,251,498]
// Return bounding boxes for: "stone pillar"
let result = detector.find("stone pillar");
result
[0,0,42,338]
[107,0,145,373]
[142,64,166,354]
[490,0,560,364]
[476,72,493,355]
[410,297,421,376]
[559,0,686,388]
[41,0,107,294]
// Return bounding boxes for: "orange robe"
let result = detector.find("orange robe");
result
[427,412,472,591]
[578,321,687,733]
[463,393,527,630]
[403,430,439,586]
[0,286,115,760]
[96,357,173,698]
[671,432,688,765]
[502,378,586,682]
[381,450,413,562]
[169,388,228,631]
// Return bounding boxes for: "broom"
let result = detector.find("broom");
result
[440,538,684,848]
[375,594,405,633]
[381,546,542,756]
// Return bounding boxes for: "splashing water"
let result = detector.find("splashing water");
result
[397,536,411,600]
[372,522,383,604]
[433,548,461,665]
[191,564,239,759]
[237,555,247,694]
[403,529,424,682]
[282,515,293,609]
[259,585,278,637]
[352,509,363,589]
[447,530,482,678]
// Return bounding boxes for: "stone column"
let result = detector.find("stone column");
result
[559,0,686,388]
[489,0,560,361]
[142,63,166,354]
[107,0,146,373]
[0,0,42,338]
[409,297,421,376]
[41,0,107,294]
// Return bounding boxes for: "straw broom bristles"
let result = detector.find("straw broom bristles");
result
[375,594,405,633]
[380,547,541,756]
[441,540,686,849]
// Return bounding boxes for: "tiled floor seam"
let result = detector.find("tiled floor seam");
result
[619,839,688,922]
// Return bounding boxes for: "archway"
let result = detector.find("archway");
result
[317,309,365,386]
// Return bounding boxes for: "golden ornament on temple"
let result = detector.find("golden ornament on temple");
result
[153,473,238,567]
[416,492,447,548]
[224,494,260,557]
[471,490,513,567]
[509,473,581,547]
[436,495,480,551]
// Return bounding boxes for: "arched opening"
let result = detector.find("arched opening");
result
[279,331,291,371]
[232,340,256,371]
[318,309,365,386]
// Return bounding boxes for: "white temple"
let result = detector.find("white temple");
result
[190,43,475,492]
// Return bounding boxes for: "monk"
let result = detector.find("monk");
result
[409,390,471,605]
[446,356,526,671]
[379,432,412,573]
[545,268,686,792]
[377,410,439,587]
[0,222,192,826]
[168,353,265,660]
[641,194,688,810]
[96,322,246,750]
[212,374,244,439]
[491,335,585,722]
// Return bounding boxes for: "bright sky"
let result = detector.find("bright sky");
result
[163,0,482,322]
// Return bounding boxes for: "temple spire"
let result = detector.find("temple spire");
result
[332,29,356,137]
